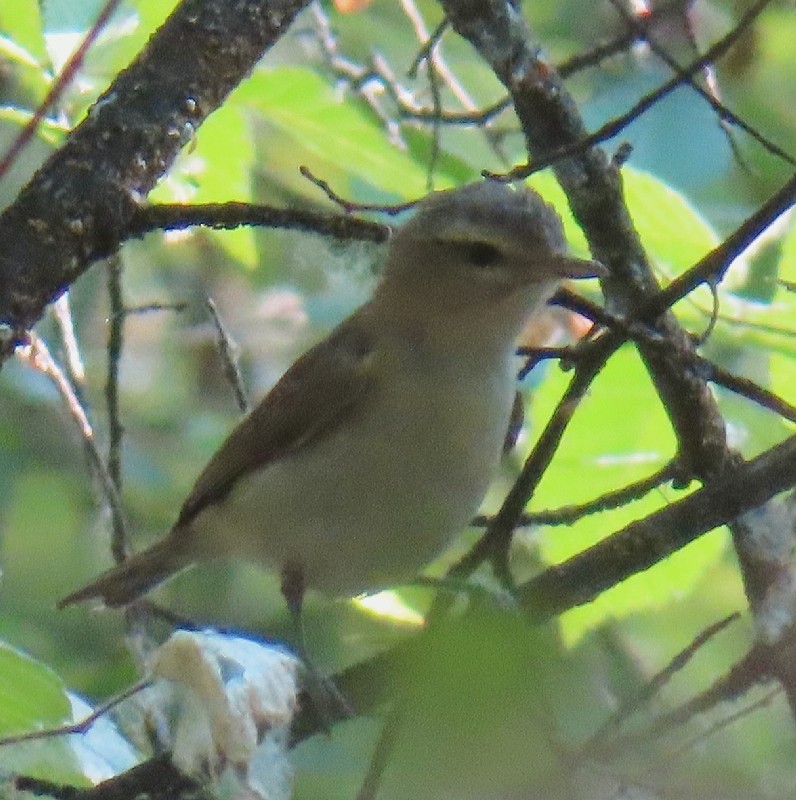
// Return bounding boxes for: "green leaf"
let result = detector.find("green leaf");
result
[0,642,71,735]
[529,166,719,274]
[769,350,796,425]
[525,345,726,641]
[0,33,45,70]
[0,643,110,785]
[133,0,180,33]
[0,0,47,64]
[0,104,68,145]
[623,167,719,271]
[150,100,258,268]
[237,66,437,200]
[559,528,728,645]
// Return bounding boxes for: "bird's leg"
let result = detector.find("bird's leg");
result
[280,559,310,659]
[280,560,353,729]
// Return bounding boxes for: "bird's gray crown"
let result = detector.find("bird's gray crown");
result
[398,181,567,255]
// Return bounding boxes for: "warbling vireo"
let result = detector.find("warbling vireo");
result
[60,181,602,612]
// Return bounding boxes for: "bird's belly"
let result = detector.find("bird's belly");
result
[193,368,514,596]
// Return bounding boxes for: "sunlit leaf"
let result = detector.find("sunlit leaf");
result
[150,101,258,268]
[237,66,437,200]
[0,105,68,145]
[0,642,70,735]
[0,0,47,63]
[529,166,719,273]
[525,345,726,640]
[0,642,87,783]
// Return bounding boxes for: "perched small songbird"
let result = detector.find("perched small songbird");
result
[60,181,602,613]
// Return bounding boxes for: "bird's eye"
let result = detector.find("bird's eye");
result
[465,241,501,268]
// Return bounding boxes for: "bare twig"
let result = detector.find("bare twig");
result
[399,0,475,112]
[0,679,150,748]
[518,435,796,621]
[450,335,616,584]
[0,0,311,347]
[701,361,796,424]
[356,705,405,800]
[473,459,681,529]
[14,755,199,800]
[18,333,131,545]
[121,302,189,317]
[300,166,416,215]
[51,294,86,386]
[424,55,443,188]
[408,17,448,78]
[105,256,127,563]
[488,0,781,181]
[673,686,781,760]
[693,278,720,346]
[402,96,512,125]
[607,0,794,168]
[633,643,772,745]
[308,2,408,150]
[639,171,796,319]
[553,290,796,425]
[206,297,250,414]
[582,612,742,758]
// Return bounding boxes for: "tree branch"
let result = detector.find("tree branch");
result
[518,435,796,620]
[439,0,734,483]
[0,0,311,359]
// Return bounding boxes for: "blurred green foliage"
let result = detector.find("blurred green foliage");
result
[0,0,795,796]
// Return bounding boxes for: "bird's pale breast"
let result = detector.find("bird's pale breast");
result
[190,340,516,596]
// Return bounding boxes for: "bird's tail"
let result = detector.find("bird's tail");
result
[58,537,191,609]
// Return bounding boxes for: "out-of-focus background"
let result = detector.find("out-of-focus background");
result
[1,1,795,796]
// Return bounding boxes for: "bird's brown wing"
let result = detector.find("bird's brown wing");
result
[176,316,376,528]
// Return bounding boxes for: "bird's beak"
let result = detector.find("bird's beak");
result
[546,255,607,280]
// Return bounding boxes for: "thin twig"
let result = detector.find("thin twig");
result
[18,333,131,544]
[408,17,448,78]
[450,336,617,584]
[206,297,250,414]
[556,30,640,78]
[608,0,793,168]
[355,705,405,800]
[300,166,416,215]
[518,436,796,621]
[489,0,781,181]
[638,171,796,319]
[693,278,720,346]
[672,686,781,761]
[631,643,772,746]
[701,361,796,424]
[402,96,512,124]
[120,301,189,317]
[51,294,86,386]
[581,612,741,758]
[0,679,150,748]
[554,289,796,425]
[105,256,127,563]
[425,55,443,189]
[14,754,198,799]
[398,0,475,111]
[473,458,681,529]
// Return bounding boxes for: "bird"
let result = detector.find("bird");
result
[60,181,602,616]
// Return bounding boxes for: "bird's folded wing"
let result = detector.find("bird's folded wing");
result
[176,316,376,528]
